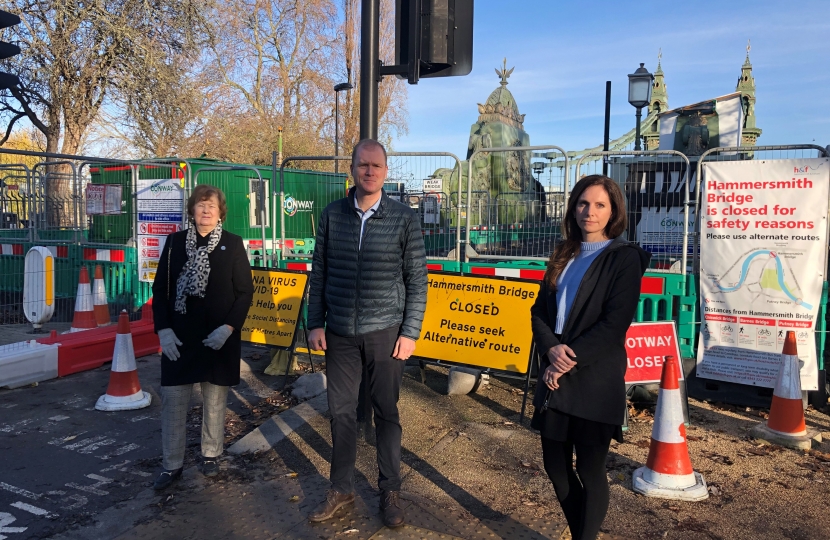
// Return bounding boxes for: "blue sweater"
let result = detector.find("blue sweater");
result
[554,239,613,333]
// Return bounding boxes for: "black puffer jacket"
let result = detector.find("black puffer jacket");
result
[307,188,428,340]
[530,237,650,425]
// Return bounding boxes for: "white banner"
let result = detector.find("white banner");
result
[696,158,830,390]
[137,178,184,283]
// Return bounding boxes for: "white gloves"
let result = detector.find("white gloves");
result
[203,325,233,350]
[158,328,182,360]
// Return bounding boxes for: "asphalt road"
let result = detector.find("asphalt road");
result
[0,346,287,540]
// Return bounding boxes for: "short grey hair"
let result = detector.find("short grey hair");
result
[351,139,388,163]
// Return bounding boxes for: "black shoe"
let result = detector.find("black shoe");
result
[201,458,219,477]
[380,490,405,528]
[153,468,182,490]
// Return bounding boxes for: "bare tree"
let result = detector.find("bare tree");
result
[0,0,202,223]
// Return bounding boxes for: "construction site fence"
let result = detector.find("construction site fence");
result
[0,144,828,370]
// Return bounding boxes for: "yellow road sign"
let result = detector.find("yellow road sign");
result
[417,273,539,373]
[241,268,308,348]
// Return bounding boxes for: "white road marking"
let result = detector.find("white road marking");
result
[77,439,117,454]
[86,474,113,483]
[66,474,113,496]
[0,484,38,501]
[60,495,87,511]
[98,461,151,478]
[10,502,57,519]
[48,416,69,422]
[63,436,107,450]
[97,443,140,459]
[0,420,33,433]
[44,491,65,496]
[129,414,155,422]
[0,512,27,535]
[0,404,17,409]
[48,432,87,446]
[99,460,131,472]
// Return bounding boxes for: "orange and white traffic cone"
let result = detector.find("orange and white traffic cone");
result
[749,332,822,450]
[633,355,708,501]
[92,264,111,326]
[95,310,152,411]
[69,266,97,332]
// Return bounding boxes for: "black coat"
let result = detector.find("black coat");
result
[530,237,650,425]
[307,188,428,340]
[152,229,254,386]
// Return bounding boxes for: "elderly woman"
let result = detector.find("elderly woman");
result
[151,184,254,489]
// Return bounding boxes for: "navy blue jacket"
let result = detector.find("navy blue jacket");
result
[308,188,428,340]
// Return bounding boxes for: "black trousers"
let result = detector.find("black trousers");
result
[326,325,406,494]
[541,437,611,540]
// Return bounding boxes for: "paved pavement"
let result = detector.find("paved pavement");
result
[0,346,294,540]
[1,333,624,540]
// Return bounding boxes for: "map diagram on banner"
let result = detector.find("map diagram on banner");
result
[713,248,811,310]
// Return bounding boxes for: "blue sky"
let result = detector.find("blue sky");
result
[393,0,830,158]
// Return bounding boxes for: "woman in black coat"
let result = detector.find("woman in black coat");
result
[151,184,254,489]
[530,175,650,540]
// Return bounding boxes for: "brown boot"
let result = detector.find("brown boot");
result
[308,489,355,522]
[380,490,405,528]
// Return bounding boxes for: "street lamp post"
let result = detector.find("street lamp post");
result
[334,82,354,174]
[627,63,654,151]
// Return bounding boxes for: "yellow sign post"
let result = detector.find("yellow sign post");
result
[417,273,539,373]
[241,268,309,348]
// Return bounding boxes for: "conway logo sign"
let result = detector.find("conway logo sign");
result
[283,195,314,217]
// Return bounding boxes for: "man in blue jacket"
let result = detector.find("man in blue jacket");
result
[307,139,428,528]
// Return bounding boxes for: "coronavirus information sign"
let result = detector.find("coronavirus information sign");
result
[417,273,538,373]
[696,158,830,390]
[241,268,308,348]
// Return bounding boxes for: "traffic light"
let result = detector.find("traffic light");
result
[0,9,21,89]
[391,0,473,84]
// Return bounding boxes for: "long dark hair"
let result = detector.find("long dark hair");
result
[545,175,627,288]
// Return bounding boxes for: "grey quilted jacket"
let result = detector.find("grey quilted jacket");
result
[307,188,428,340]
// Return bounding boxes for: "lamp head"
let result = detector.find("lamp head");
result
[627,63,654,109]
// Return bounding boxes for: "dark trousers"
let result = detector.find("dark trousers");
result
[541,438,611,540]
[326,325,406,494]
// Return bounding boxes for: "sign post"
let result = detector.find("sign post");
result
[417,272,539,373]
[624,321,689,427]
[136,178,185,283]
[696,158,830,391]
[241,268,308,348]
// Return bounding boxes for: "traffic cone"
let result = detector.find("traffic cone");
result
[749,332,822,450]
[69,266,97,332]
[633,355,708,501]
[92,264,111,326]
[95,310,152,411]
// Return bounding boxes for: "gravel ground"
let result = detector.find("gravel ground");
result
[115,359,830,540]
[266,363,830,540]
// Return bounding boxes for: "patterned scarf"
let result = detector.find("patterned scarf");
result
[174,220,223,314]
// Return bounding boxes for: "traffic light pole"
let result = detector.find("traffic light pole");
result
[359,0,380,141]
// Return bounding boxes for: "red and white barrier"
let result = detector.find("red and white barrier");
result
[69,266,97,332]
[38,301,159,377]
[93,265,111,326]
[749,332,822,450]
[467,266,546,281]
[632,355,708,501]
[95,311,152,411]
